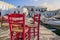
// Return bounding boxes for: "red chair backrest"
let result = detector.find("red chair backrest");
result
[8,13,25,32]
[34,14,40,22]
[34,14,40,40]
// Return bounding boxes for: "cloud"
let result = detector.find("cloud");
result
[40,2,60,11]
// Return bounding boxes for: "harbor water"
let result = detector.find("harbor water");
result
[41,21,60,36]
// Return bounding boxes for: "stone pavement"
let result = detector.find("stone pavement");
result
[0,25,59,40]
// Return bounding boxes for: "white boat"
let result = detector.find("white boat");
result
[41,15,60,26]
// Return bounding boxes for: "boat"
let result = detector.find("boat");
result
[41,14,60,29]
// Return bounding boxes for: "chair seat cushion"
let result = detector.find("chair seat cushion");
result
[12,27,29,33]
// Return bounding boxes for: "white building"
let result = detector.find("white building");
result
[42,11,57,18]
[0,1,16,10]
[7,8,20,14]
[0,1,16,16]
[35,7,47,14]
[22,6,47,17]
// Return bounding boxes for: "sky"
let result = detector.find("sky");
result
[0,0,60,10]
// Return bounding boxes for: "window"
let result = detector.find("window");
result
[47,14,48,15]
[36,9,37,11]
[14,11,16,13]
[39,9,40,11]
[18,11,20,14]
[41,10,44,12]
[31,8,34,11]
[44,9,47,11]
[55,13,57,15]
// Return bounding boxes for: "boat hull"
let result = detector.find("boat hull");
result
[43,21,60,29]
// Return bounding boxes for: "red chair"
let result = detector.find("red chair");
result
[34,14,40,40]
[28,14,40,40]
[8,13,29,40]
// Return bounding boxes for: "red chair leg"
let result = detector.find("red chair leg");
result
[37,26,40,40]
[10,32,14,40]
[34,28,35,37]
[23,32,25,40]
[16,33,20,40]
[28,28,31,40]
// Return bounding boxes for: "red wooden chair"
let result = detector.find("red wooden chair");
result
[28,14,40,40]
[34,14,40,40]
[8,13,29,40]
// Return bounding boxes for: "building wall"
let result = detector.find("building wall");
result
[42,11,57,17]
[22,6,47,17]
[0,1,16,16]
[0,1,16,10]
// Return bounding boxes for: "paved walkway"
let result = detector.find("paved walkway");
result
[0,24,59,40]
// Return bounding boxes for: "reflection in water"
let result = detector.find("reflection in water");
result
[41,21,60,36]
